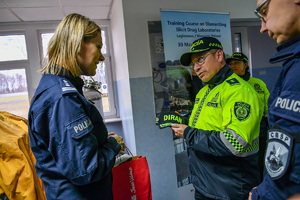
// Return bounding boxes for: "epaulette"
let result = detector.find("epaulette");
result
[226,78,240,86]
[59,78,77,94]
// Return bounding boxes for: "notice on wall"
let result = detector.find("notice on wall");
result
[158,10,232,113]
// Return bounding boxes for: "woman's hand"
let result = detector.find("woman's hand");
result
[108,132,125,154]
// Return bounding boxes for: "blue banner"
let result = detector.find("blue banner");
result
[161,10,232,62]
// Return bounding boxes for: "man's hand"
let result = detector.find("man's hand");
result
[171,123,188,138]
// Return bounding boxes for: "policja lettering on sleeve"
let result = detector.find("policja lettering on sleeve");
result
[275,97,300,112]
[73,118,92,133]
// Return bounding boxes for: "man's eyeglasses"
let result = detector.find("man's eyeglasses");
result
[190,52,213,67]
[254,0,270,22]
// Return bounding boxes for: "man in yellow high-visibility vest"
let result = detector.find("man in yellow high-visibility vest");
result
[171,37,263,200]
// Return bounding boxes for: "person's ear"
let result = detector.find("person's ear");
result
[216,50,223,61]
[244,62,248,70]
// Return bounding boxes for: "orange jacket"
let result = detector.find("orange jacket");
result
[0,111,46,200]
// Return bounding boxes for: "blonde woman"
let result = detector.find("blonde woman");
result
[28,13,121,200]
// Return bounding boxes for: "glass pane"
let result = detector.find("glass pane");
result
[0,35,28,61]
[101,30,107,54]
[82,62,110,112]
[41,33,54,58]
[0,69,29,119]
[234,33,242,53]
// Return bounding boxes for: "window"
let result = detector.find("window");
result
[0,22,116,119]
[0,34,29,119]
[0,35,27,61]
[41,33,54,58]
[39,27,116,118]
[0,69,29,117]
[233,33,242,53]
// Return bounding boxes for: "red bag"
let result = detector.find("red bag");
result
[112,156,152,200]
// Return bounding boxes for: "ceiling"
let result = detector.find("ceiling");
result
[0,0,114,23]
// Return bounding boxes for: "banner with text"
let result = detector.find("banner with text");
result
[158,10,232,113]
[161,10,232,62]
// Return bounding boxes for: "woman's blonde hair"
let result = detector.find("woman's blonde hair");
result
[40,13,101,77]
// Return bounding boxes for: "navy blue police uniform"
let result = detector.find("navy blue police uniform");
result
[251,35,300,199]
[28,70,120,200]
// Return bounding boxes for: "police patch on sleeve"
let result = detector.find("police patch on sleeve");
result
[234,102,251,121]
[265,126,294,180]
[67,115,94,139]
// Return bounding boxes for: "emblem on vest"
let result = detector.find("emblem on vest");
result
[207,92,219,108]
[254,83,264,94]
[265,128,293,180]
[234,102,250,121]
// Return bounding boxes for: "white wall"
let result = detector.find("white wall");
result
[110,1,260,199]
[110,0,136,154]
